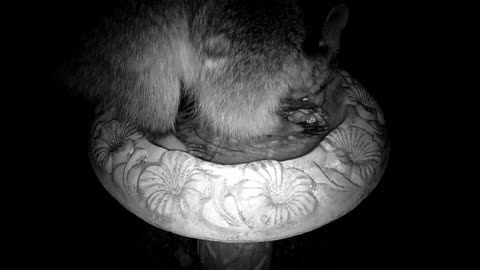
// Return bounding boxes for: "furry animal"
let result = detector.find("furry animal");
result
[71,0,349,140]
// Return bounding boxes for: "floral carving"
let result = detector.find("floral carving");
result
[347,83,377,110]
[137,152,209,218]
[340,70,386,129]
[91,119,141,173]
[235,161,317,227]
[323,127,382,185]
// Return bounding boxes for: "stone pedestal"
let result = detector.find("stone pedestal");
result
[198,240,272,270]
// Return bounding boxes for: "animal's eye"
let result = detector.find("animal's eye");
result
[317,41,330,56]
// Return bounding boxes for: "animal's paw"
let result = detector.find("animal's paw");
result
[268,117,304,137]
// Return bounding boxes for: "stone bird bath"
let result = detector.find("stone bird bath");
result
[89,70,389,269]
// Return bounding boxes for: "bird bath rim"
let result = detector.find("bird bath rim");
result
[88,70,389,243]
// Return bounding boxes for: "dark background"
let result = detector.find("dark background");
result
[16,0,440,267]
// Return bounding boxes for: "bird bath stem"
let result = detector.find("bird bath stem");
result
[197,241,272,270]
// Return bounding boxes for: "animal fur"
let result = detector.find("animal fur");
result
[72,0,348,140]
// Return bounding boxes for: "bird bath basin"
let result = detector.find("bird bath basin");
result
[89,70,389,269]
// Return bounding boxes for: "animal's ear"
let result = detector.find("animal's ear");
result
[319,4,349,61]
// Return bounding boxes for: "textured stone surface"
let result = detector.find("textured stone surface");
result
[89,70,389,242]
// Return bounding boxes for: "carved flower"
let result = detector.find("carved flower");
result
[137,152,208,217]
[235,161,317,227]
[323,127,382,185]
[347,83,377,110]
[91,119,141,173]
[341,71,385,127]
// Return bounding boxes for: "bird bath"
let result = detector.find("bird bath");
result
[89,70,389,269]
